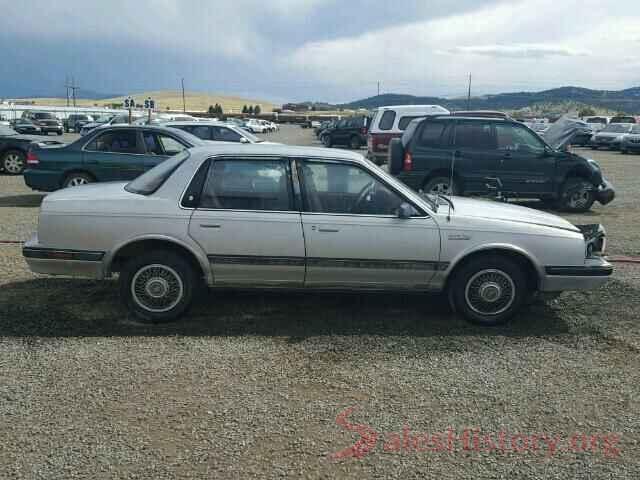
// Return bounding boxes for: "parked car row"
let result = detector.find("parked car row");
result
[590,123,640,152]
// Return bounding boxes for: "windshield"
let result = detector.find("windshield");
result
[587,117,607,124]
[0,126,18,136]
[611,116,635,124]
[239,128,260,142]
[34,112,56,119]
[602,124,630,133]
[125,150,190,195]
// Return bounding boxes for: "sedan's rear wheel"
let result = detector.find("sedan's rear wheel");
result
[450,255,527,326]
[2,150,26,175]
[120,251,197,323]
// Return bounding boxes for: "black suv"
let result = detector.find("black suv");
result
[388,116,615,212]
[64,114,94,133]
[21,111,63,135]
[320,115,368,149]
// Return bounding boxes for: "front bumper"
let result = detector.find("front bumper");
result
[591,138,616,148]
[541,256,612,292]
[23,235,105,279]
[623,141,640,151]
[595,178,615,205]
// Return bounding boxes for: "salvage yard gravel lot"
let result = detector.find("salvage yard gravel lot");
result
[1,125,639,478]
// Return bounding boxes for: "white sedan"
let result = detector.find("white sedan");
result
[23,144,612,325]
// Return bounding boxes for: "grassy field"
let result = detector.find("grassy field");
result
[18,90,276,114]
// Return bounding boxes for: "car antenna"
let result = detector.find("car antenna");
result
[447,121,457,222]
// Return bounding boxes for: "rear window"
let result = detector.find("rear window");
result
[454,122,494,149]
[34,113,56,119]
[398,116,423,131]
[418,121,448,148]
[378,110,396,131]
[125,150,190,195]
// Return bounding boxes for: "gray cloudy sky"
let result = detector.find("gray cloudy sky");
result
[1,0,638,102]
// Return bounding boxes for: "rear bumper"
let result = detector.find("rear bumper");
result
[23,169,64,192]
[23,235,105,279]
[541,257,612,292]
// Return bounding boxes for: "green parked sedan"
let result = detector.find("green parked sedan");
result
[24,125,205,191]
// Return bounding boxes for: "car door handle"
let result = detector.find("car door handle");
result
[313,226,339,233]
[200,224,221,229]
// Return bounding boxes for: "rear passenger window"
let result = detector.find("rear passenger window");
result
[418,122,447,148]
[183,125,211,140]
[378,111,396,131]
[87,130,140,154]
[454,122,494,149]
[398,116,422,131]
[200,160,292,211]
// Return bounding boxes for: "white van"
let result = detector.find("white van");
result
[367,104,449,164]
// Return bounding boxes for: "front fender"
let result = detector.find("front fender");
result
[444,242,545,285]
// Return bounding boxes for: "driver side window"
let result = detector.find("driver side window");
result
[299,161,407,215]
[495,124,545,155]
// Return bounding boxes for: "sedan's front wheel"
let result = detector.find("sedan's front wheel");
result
[120,251,197,323]
[63,172,94,188]
[450,255,527,326]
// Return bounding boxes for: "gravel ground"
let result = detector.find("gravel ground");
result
[1,125,639,478]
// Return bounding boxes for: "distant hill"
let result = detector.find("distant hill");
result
[10,90,275,113]
[340,87,640,114]
[10,89,121,100]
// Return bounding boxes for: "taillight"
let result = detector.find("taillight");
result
[26,150,39,165]
[403,151,413,171]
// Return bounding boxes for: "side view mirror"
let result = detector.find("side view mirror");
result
[395,202,414,219]
[239,137,250,143]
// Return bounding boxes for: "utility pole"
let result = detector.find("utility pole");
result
[377,81,380,97]
[65,76,70,107]
[181,78,186,112]
[466,73,472,110]
[65,77,80,108]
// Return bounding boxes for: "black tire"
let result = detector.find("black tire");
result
[423,176,458,195]
[57,130,63,136]
[322,134,332,147]
[63,172,94,188]
[1,149,26,175]
[449,255,528,326]
[559,177,595,212]
[120,250,198,323]
[349,135,361,149]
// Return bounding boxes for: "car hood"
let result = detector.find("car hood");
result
[596,132,624,138]
[444,196,579,232]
